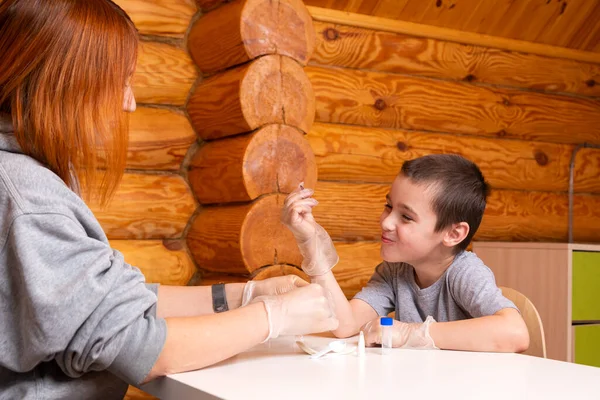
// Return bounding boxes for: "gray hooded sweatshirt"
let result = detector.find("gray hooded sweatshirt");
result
[0,117,166,399]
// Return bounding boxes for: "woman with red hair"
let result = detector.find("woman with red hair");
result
[0,1,337,398]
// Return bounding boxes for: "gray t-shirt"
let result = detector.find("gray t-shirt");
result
[354,251,516,322]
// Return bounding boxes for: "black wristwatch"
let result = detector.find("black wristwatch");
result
[212,283,229,313]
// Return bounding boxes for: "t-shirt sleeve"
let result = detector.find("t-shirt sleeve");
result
[353,262,396,316]
[448,254,517,318]
[0,213,166,385]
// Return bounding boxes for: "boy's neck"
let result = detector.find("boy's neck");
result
[412,251,458,289]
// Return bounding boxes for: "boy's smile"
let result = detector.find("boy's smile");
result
[380,175,450,267]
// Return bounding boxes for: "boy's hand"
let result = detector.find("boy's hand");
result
[241,275,309,307]
[281,185,339,276]
[361,316,439,349]
[281,184,318,241]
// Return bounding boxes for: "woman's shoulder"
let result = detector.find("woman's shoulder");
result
[0,149,90,220]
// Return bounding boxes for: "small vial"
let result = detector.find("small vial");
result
[380,317,393,355]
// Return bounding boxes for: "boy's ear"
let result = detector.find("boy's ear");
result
[442,222,469,248]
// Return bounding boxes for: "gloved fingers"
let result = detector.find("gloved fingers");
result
[283,187,315,209]
[360,319,382,347]
[288,274,310,288]
[241,281,256,307]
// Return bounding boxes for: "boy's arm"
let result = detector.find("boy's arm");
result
[428,308,529,352]
[312,272,378,338]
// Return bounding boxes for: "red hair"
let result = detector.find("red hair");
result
[0,0,138,205]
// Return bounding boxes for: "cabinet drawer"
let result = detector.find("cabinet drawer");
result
[573,324,600,368]
[572,251,600,321]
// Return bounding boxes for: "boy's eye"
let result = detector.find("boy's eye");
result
[384,203,392,210]
[402,214,413,221]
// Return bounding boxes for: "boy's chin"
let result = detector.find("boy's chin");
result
[380,247,410,263]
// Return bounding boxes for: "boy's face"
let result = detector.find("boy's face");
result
[379,175,449,265]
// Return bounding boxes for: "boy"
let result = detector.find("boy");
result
[282,154,529,351]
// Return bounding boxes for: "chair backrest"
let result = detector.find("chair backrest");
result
[500,286,547,358]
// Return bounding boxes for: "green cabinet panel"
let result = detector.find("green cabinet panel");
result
[572,251,600,321]
[574,324,600,368]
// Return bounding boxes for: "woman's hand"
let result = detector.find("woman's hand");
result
[241,275,308,307]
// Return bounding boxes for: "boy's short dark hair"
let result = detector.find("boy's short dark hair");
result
[401,154,489,252]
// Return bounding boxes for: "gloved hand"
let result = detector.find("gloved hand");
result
[361,316,439,349]
[241,275,309,307]
[252,284,339,341]
[281,184,339,276]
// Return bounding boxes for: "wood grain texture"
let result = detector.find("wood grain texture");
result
[333,241,381,298]
[252,264,309,281]
[187,194,303,273]
[198,272,250,285]
[90,173,197,240]
[125,107,196,170]
[187,55,315,140]
[307,122,600,194]
[134,41,197,106]
[188,0,315,73]
[189,124,316,204]
[111,239,196,285]
[114,0,196,37]
[311,21,600,97]
[310,181,600,243]
[306,65,600,145]
[304,1,600,55]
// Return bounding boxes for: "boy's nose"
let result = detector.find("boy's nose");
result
[380,213,396,232]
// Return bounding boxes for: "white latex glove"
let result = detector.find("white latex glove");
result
[281,184,339,276]
[241,275,309,307]
[361,316,439,350]
[252,284,339,341]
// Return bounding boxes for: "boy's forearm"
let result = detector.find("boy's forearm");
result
[311,272,360,337]
[428,309,529,352]
[157,283,246,318]
[145,302,269,381]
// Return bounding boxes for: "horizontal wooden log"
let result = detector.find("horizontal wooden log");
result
[307,6,600,65]
[114,0,196,38]
[306,65,600,145]
[333,241,380,299]
[187,55,315,140]
[311,21,600,98]
[198,272,250,286]
[307,122,600,194]
[188,0,314,73]
[189,124,317,204]
[311,181,600,243]
[134,41,197,106]
[187,194,302,274]
[90,173,197,240]
[111,239,196,286]
[126,107,196,170]
[252,264,309,281]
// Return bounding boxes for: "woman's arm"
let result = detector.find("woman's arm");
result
[144,283,338,382]
[156,283,245,318]
[145,302,269,381]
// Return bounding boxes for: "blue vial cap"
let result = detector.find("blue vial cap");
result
[380,317,393,326]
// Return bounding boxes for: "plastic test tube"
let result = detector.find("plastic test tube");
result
[380,317,393,355]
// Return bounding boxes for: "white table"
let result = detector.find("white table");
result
[141,335,600,400]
